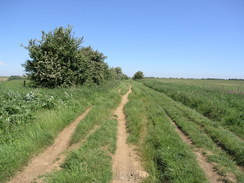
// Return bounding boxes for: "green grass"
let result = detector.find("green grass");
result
[43,81,130,183]
[45,119,117,183]
[2,78,243,183]
[125,82,208,183]
[0,80,128,183]
[142,79,244,139]
[150,78,244,93]
[70,81,129,145]
[161,96,244,182]
[137,81,243,182]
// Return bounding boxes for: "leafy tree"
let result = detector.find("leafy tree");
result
[133,71,144,80]
[109,67,128,80]
[22,26,110,87]
[78,46,110,85]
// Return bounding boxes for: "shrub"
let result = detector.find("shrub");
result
[22,26,111,87]
[133,71,144,80]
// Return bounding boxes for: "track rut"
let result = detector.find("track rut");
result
[112,85,148,183]
[8,107,92,183]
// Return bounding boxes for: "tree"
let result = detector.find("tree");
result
[109,67,128,80]
[22,26,110,87]
[133,71,144,80]
[78,46,110,85]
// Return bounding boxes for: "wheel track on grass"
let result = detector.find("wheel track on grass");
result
[171,104,244,172]
[35,124,101,183]
[8,106,92,183]
[112,85,148,183]
[165,113,236,183]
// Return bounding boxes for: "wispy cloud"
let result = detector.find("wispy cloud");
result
[0,61,5,66]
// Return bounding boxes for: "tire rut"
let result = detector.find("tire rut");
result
[8,106,92,183]
[165,114,227,183]
[112,85,148,183]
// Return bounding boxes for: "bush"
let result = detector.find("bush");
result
[133,71,144,80]
[109,67,128,80]
[22,26,111,87]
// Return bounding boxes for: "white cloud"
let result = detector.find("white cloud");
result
[0,61,5,66]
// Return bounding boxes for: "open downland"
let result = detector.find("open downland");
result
[8,107,92,183]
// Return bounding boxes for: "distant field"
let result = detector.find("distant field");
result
[150,78,244,93]
[0,76,9,81]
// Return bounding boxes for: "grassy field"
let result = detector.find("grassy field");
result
[0,80,129,182]
[1,79,243,183]
[142,78,244,140]
[125,82,208,182]
[125,81,243,183]
[150,78,244,93]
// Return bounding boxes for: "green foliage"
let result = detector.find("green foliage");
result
[22,26,111,87]
[132,71,144,80]
[0,90,58,133]
[109,67,128,80]
[0,80,125,183]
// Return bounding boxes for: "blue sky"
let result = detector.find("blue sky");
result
[0,0,243,78]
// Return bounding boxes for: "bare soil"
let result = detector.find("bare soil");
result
[8,107,92,183]
[112,85,148,183]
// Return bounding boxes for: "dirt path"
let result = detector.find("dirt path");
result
[112,85,148,183]
[8,107,92,183]
[168,118,223,183]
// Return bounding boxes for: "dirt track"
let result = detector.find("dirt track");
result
[8,107,92,183]
[112,85,148,183]
[169,119,223,183]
